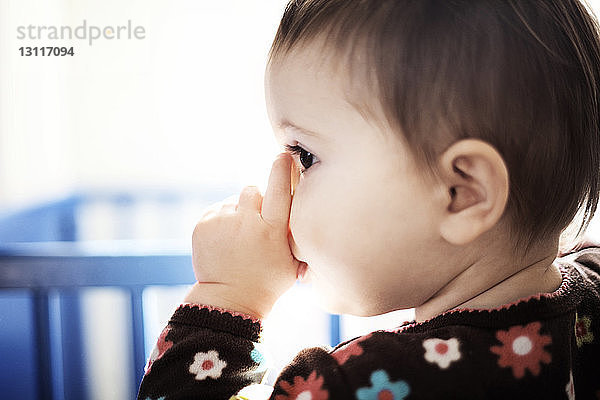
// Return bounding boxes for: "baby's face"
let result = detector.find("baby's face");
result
[265,43,449,316]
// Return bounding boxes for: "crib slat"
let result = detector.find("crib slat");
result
[329,314,341,347]
[60,291,86,399]
[33,290,55,400]
[130,286,146,399]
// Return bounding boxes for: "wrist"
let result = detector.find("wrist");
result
[184,282,272,319]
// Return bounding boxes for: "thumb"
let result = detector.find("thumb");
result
[261,153,292,228]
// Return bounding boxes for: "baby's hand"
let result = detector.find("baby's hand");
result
[184,153,302,319]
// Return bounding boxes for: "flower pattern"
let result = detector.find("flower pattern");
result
[275,370,329,400]
[356,370,410,400]
[422,337,461,369]
[332,334,372,365]
[189,350,227,381]
[250,348,264,364]
[490,321,552,379]
[145,326,173,375]
[565,370,575,400]
[575,313,594,347]
[250,342,269,373]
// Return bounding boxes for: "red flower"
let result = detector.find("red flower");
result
[275,370,329,400]
[145,326,173,375]
[575,313,594,347]
[490,321,551,379]
[332,334,371,365]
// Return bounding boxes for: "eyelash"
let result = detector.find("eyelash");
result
[284,144,318,173]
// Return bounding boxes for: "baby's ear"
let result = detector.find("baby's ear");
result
[437,139,509,245]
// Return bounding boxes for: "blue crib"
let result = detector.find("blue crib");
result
[0,191,341,400]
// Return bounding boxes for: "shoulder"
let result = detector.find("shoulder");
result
[570,245,600,273]
[326,328,487,398]
[558,244,600,290]
[330,328,477,372]
[324,317,571,397]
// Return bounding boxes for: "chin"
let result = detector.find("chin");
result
[314,287,393,317]
[319,301,378,317]
[311,285,366,316]
[317,299,347,315]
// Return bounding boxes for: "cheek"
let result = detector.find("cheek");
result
[288,176,344,261]
[288,176,359,265]
[289,170,422,269]
[289,184,324,254]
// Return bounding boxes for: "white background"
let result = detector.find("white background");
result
[0,0,286,209]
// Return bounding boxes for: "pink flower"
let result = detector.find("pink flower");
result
[144,326,173,375]
[275,370,329,400]
[332,334,371,365]
[189,350,227,380]
[422,338,461,369]
[490,321,552,379]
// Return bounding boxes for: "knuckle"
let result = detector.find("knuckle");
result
[219,203,233,212]
[192,220,207,239]
[243,185,260,192]
[193,217,217,236]
[241,186,261,198]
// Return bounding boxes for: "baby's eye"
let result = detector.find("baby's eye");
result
[284,144,319,173]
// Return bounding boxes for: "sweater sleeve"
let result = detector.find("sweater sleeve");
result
[137,303,353,400]
[137,303,268,400]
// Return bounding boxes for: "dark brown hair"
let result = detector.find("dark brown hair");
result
[268,0,600,249]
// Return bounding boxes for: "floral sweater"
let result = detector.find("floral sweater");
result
[137,246,600,400]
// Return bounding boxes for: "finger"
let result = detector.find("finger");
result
[220,203,236,213]
[237,186,263,212]
[222,194,240,205]
[261,153,292,227]
[201,203,220,218]
[201,194,238,218]
[201,209,217,220]
[290,160,300,196]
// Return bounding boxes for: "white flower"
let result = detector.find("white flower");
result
[189,350,227,380]
[423,338,461,369]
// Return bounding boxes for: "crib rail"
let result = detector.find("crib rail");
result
[0,241,194,400]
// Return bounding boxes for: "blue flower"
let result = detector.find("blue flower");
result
[250,348,264,364]
[356,370,410,400]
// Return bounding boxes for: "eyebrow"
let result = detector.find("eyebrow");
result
[279,120,322,139]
